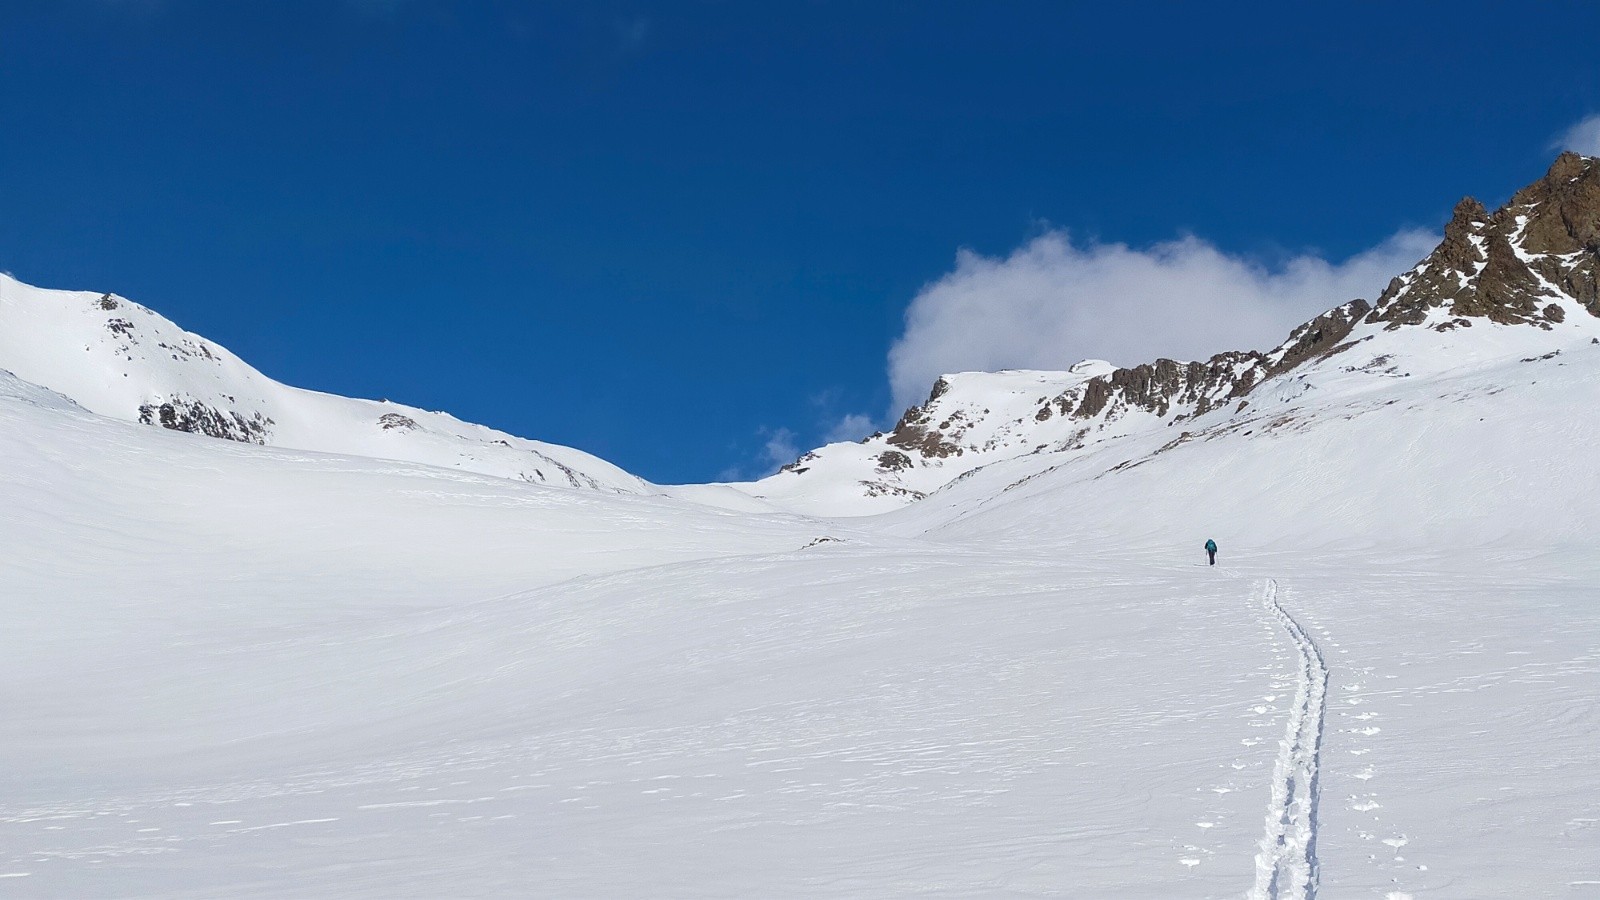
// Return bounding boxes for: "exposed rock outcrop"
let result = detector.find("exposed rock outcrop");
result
[885,378,965,459]
[757,154,1600,511]
[895,153,1600,462]
[1369,152,1600,328]
[138,396,274,444]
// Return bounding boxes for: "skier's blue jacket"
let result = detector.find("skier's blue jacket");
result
[1204,539,1217,552]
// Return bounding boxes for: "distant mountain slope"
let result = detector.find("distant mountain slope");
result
[886,306,1600,548]
[741,152,1600,516]
[0,273,651,493]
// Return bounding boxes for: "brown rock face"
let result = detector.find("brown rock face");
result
[885,378,963,458]
[1516,152,1600,313]
[876,450,913,472]
[1369,151,1600,327]
[1072,352,1261,420]
[1514,152,1600,255]
[1265,299,1372,377]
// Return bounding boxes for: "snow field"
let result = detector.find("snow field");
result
[1248,579,1327,900]
[2,545,1298,897]
[5,260,1600,895]
[0,392,1301,896]
[1279,555,1600,898]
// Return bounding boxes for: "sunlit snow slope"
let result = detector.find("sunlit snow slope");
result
[0,273,648,492]
[3,154,1599,898]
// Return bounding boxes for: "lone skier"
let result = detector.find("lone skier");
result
[1204,538,1217,566]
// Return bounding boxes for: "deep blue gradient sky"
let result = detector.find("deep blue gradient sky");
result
[3,2,1599,482]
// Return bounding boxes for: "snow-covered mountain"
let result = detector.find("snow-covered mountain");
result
[0,273,650,493]
[742,151,1600,516]
[4,155,1600,898]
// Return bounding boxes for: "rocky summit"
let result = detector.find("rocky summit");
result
[740,153,1600,515]
[1372,151,1600,328]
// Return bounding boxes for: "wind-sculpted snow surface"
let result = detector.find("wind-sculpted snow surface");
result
[1250,579,1328,900]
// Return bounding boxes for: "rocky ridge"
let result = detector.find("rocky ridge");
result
[746,153,1600,513]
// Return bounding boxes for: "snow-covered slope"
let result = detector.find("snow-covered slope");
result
[4,154,1600,898]
[888,313,1600,549]
[0,273,649,492]
[743,151,1600,517]
[737,362,1119,515]
[6,352,1596,898]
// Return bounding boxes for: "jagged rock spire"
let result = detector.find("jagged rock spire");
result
[1370,152,1599,328]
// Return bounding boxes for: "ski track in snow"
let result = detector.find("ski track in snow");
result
[1249,579,1329,900]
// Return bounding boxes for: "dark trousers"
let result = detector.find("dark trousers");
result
[1207,550,1216,566]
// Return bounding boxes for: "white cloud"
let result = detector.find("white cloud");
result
[717,426,802,482]
[885,228,1438,410]
[823,413,876,444]
[1556,114,1600,156]
[723,415,874,483]
[759,427,800,474]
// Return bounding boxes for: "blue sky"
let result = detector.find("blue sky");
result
[3,2,1599,482]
